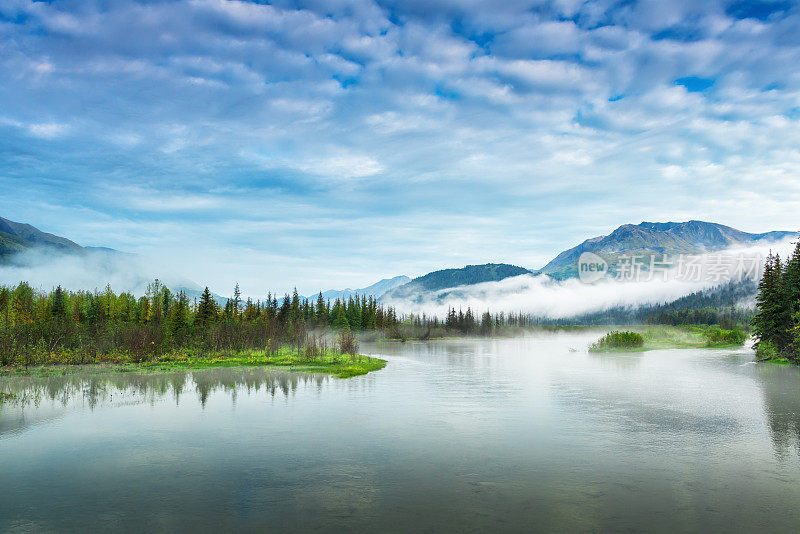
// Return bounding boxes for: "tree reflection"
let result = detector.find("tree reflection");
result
[0,367,328,414]
[756,364,800,459]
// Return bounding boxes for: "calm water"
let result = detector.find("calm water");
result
[2,334,800,532]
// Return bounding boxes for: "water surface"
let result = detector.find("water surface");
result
[2,334,800,532]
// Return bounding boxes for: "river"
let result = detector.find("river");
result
[2,333,800,532]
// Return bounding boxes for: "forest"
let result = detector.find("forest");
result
[0,276,543,365]
[751,238,800,361]
[0,280,401,367]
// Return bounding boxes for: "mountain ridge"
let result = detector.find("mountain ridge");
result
[537,220,796,280]
[317,276,411,301]
[2,216,795,303]
[0,216,85,258]
[381,263,531,303]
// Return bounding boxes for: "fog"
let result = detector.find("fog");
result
[383,238,797,319]
[0,249,199,296]
[1,237,795,320]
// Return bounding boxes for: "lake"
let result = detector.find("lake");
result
[2,333,800,532]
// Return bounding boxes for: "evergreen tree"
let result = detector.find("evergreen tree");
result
[146,279,163,324]
[277,294,291,326]
[51,285,68,319]
[168,291,190,337]
[784,237,800,356]
[480,311,493,336]
[785,237,800,307]
[290,289,302,330]
[232,283,242,318]
[346,296,362,330]
[265,293,277,322]
[196,287,217,327]
[222,299,235,320]
[752,252,791,353]
[333,302,350,329]
[315,292,327,327]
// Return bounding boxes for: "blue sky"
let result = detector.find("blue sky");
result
[1,0,799,296]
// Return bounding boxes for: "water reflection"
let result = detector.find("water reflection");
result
[0,367,329,435]
[755,363,800,459]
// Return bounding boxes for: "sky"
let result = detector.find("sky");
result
[1,0,799,297]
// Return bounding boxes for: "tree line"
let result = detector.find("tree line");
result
[0,280,401,365]
[644,306,753,329]
[751,239,800,360]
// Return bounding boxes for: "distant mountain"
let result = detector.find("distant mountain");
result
[0,216,228,302]
[318,276,410,301]
[172,285,228,306]
[538,220,796,279]
[382,263,530,302]
[0,216,85,259]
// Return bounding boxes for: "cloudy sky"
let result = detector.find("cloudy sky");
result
[1,0,799,296]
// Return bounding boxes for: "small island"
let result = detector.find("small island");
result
[589,326,747,353]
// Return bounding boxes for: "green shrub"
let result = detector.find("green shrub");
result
[703,327,746,346]
[590,330,644,351]
[755,340,778,360]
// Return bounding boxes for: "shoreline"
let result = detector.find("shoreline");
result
[0,348,387,380]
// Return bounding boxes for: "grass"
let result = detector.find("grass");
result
[753,340,799,366]
[588,325,748,352]
[589,331,644,352]
[763,357,796,366]
[0,346,387,379]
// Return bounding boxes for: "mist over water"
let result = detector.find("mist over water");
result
[383,238,797,318]
[2,335,800,532]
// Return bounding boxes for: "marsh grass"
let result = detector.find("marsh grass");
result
[0,346,386,379]
[589,325,748,353]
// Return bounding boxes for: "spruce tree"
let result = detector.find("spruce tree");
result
[168,291,190,337]
[196,286,216,327]
[316,292,327,327]
[277,294,291,326]
[232,283,242,318]
[333,303,350,330]
[753,252,791,353]
[784,237,800,357]
[51,285,68,319]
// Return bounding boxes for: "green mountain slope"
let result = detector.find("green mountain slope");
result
[0,216,85,258]
[383,263,530,302]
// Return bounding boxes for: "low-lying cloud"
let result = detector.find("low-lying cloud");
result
[383,238,797,319]
[0,249,197,296]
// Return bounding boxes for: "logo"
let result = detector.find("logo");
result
[578,252,608,283]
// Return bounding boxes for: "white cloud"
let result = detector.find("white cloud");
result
[2,0,800,292]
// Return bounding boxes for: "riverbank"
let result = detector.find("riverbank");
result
[0,347,387,380]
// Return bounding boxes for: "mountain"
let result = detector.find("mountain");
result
[382,263,531,302]
[0,216,85,259]
[318,276,411,301]
[538,220,796,280]
[0,216,228,302]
